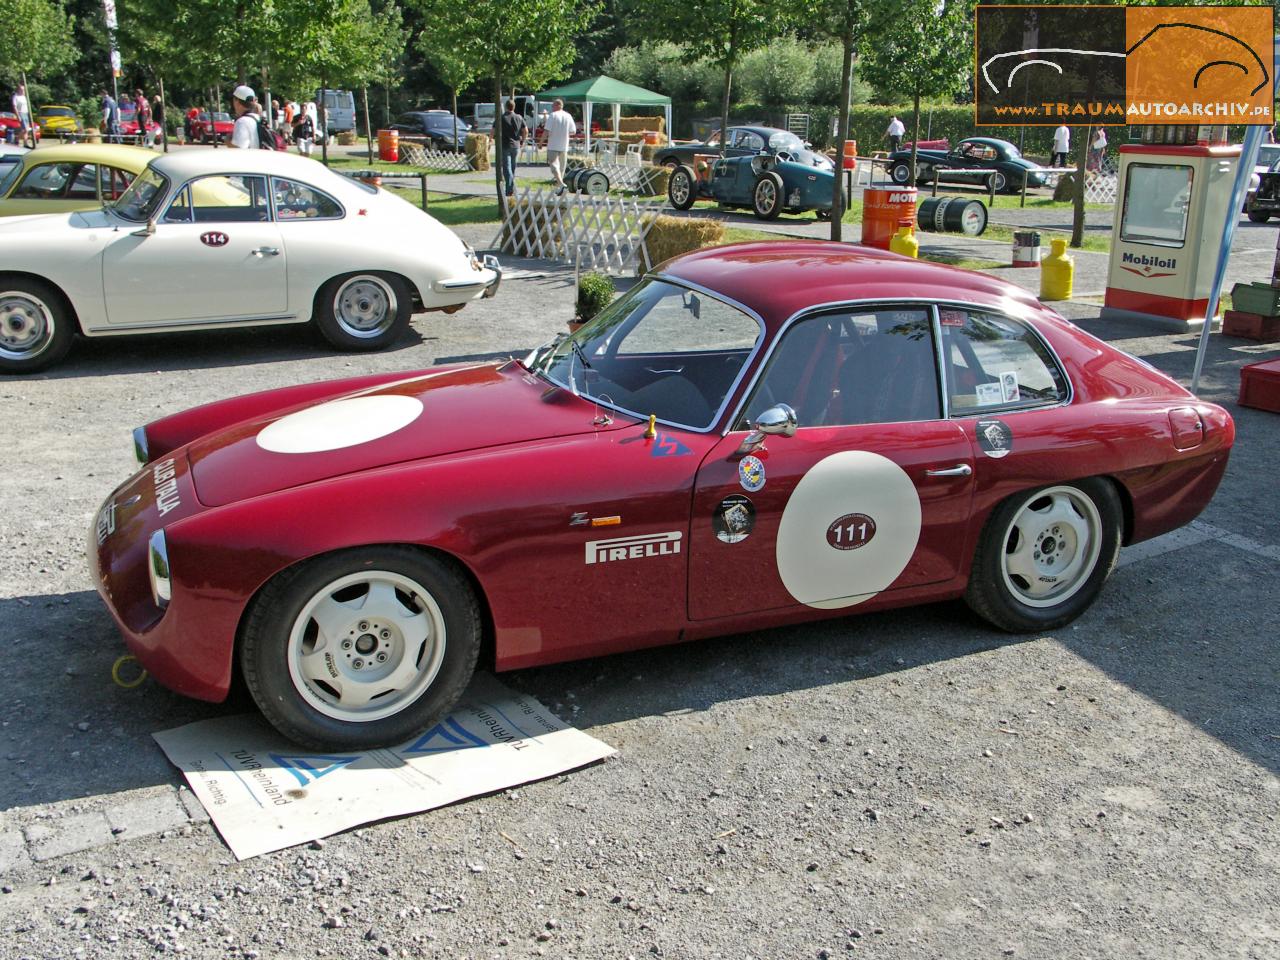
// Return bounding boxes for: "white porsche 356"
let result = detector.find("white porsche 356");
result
[0,150,500,373]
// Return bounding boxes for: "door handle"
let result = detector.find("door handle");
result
[253,246,280,257]
[925,463,972,477]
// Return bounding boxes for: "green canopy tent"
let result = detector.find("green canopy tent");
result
[535,75,672,155]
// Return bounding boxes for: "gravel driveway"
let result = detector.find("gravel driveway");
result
[0,252,1277,960]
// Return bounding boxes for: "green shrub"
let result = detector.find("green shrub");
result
[576,271,616,322]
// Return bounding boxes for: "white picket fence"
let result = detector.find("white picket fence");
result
[398,141,471,172]
[1083,157,1120,204]
[493,186,663,275]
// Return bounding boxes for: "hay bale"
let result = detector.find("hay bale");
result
[1053,173,1076,202]
[466,133,491,171]
[336,130,358,146]
[618,116,665,134]
[643,215,725,272]
[641,165,671,197]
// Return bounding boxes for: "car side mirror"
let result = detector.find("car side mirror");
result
[131,218,156,238]
[737,403,797,455]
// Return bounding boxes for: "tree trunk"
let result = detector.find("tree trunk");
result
[1071,126,1089,248]
[320,78,329,166]
[719,63,733,157]
[159,75,168,153]
[830,32,854,243]
[363,85,373,163]
[909,88,921,183]
[494,74,505,218]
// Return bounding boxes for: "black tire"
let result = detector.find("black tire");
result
[814,186,847,222]
[965,478,1121,633]
[668,164,698,210]
[314,272,412,351]
[240,546,482,750]
[752,171,784,220]
[0,275,75,373]
[1248,209,1270,223]
[891,162,912,185]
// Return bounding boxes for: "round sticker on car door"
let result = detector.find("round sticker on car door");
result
[776,451,921,609]
[200,231,229,248]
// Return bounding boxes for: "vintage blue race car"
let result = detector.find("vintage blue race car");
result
[667,153,842,221]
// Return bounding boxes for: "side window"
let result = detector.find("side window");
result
[739,131,765,152]
[101,166,134,201]
[15,163,72,199]
[940,308,1068,414]
[186,175,271,222]
[743,307,940,428]
[163,185,192,222]
[67,163,98,199]
[271,177,342,219]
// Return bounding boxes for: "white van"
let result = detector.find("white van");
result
[318,89,356,133]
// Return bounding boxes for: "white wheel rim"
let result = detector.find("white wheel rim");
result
[757,179,776,208]
[0,290,54,360]
[286,570,447,723]
[671,174,690,205]
[999,486,1103,609]
[893,165,909,183]
[333,275,396,339]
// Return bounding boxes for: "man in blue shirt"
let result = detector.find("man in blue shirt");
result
[100,89,121,144]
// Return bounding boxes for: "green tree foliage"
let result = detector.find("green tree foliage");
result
[625,0,809,154]
[858,0,974,181]
[418,40,476,150]
[0,0,76,83]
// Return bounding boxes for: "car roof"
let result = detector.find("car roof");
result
[732,125,789,138]
[962,137,1015,149]
[660,241,1045,329]
[14,143,156,166]
[147,148,365,184]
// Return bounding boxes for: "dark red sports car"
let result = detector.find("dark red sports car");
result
[188,110,234,143]
[90,242,1233,749]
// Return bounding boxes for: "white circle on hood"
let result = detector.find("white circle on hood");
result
[256,395,423,454]
[776,450,921,609]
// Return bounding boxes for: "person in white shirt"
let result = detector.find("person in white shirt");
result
[229,84,260,149]
[11,85,31,146]
[543,99,576,195]
[885,115,905,153]
[1052,124,1070,167]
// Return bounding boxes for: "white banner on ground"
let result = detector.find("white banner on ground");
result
[153,675,615,860]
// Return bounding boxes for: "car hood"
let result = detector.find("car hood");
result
[187,362,631,507]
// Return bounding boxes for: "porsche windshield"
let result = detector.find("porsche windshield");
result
[111,167,169,221]
[530,278,762,431]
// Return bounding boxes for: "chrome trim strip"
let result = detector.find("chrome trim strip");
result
[103,314,299,332]
[538,273,768,435]
[723,295,1074,435]
[132,426,149,466]
[148,529,171,609]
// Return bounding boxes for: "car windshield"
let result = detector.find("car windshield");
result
[1257,145,1280,167]
[110,166,168,221]
[41,107,74,118]
[768,131,805,152]
[213,112,231,122]
[528,277,763,431]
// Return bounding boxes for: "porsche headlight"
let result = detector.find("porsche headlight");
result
[148,530,171,608]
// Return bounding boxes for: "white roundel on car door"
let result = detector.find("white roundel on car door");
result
[776,450,921,609]
[257,395,423,454]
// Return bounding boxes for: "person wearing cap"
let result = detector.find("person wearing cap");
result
[230,84,259,149]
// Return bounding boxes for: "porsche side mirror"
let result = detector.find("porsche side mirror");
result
[131,218,156,238]
[737,403,797,455]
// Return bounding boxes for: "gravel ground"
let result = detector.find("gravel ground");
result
[0,238,1278,960]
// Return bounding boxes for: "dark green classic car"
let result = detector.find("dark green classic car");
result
[667,153,842,221]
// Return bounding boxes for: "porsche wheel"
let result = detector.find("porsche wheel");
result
[240,546,482,750]
[315,272,411,352]
[668,164,697,210]
[0,277,74,373]
[752,172,784,220]
[891,162,912,185]
[965,479,1121,633]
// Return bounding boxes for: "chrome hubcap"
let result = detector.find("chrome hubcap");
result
[0,291,53,360]
[287,571,447,722]
[671,175,689,204]
[1000,487,1102,608]
[333,275,396,338]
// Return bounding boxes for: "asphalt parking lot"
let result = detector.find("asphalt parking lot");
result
[1,242,1278,959]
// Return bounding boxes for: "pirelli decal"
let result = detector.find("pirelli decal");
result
[585,532,682,565]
